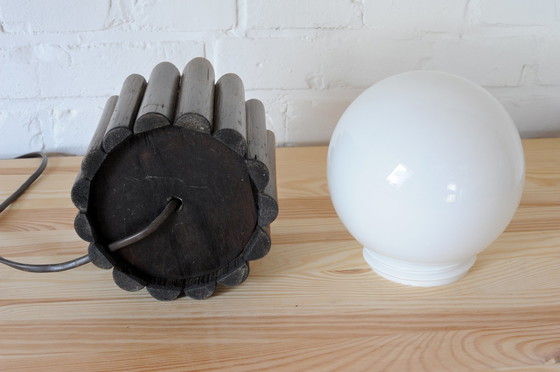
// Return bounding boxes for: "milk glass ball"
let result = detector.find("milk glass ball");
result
[327,71,524,287]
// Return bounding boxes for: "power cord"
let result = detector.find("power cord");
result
[0,152,47,214]
[0,152,180,273]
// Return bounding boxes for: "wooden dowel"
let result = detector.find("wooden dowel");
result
[112,267,146,292]
[71,171,90,212]
[246,99,268,160]
[88,242,113,269]
[245,99,270,190]
[74,212,94,242]
[258,130,278,226]
[88,96,119,153]
[74,95,117,211]
[147,283,182,301]
[103,74,146,152]
[184,282,216,300]
[243,226,272,261]
[246,159,269,192]
[217,262,249,286]
[81,96,118,179]
[213,73,247,156]
[175,57,215,133]
[264,130,278,200]
[134,62,180,134]
[258,193,278,227]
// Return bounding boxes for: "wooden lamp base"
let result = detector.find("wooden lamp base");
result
[71,58,278,301]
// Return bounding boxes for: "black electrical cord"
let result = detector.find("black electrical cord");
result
[0,152,181,273]
[107,198,180,251]
[0,152,48,214]
[0,254,92,273]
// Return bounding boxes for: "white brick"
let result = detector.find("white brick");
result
[487,87,560,138]
[244,90,363,146]
[213,38,322,90]
[364,0,467,33]
[46,98,109,155]
[0,0,110,32]
[430,37,537,87]
[245,90,289,144]
[214,33,432,90]
[0,97,115,157]
[0,101,44,158]
[536,39,560,85]
[319,34,433,88]
[131,0,236,31]
[479,0,555,25]
[246,0,362,29]
[36,41,203,97]
[285,92,360,145]
[0,46,40,98]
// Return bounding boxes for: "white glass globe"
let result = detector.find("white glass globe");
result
[328,71,524,287]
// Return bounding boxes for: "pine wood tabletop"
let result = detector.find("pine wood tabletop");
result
[1,138,560,371]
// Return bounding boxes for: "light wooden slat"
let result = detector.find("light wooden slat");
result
[0,138,560,372]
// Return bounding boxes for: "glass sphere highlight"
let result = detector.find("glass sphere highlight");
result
[327,71,525,287]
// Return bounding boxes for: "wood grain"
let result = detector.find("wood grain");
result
[103,74,146,152]
[213,73,247,156]
[134,62,180,133]
[80,95,118,180]
[175,57,215,133]
[245,99,270,191]
[1,138,560,371]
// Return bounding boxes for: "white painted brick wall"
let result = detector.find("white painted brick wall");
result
[130,0,236,31]
[35,41,204,97]
[430,36,538,87]
[245,0,362,29]
[479,0,556,26]
[0,0,110,32]
[0,0,559,157]
[364,0,468,33]
[537,39,560,85]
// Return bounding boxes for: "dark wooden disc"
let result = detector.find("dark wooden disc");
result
[89,126,257,285]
